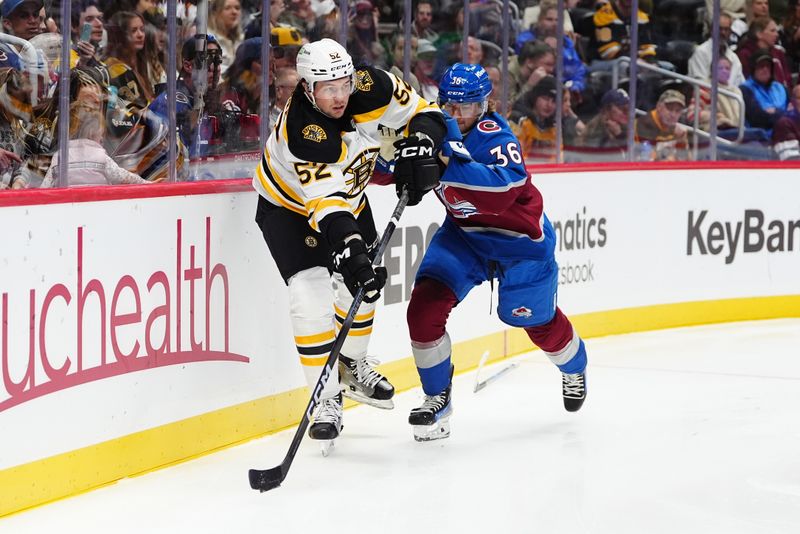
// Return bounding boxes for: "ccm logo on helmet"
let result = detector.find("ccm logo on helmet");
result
[399,145,433,158]
[477,120,500,133]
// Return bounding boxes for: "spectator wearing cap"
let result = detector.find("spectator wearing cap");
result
[414,38,439,102]
[689,12,745,87]
[635,89,690,161]
[510,75,558,160]
[740,48,788,132]
[736,16,790,88]
[209,0,244,73]
[271,25,302,69]
[150,36,224,154]
[579,88,630,160]
[102,11,159,113]
[347,0,384,68]
[219,37,266,115]
[2,0,43,42]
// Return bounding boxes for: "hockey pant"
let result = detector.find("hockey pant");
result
[289,266,376,400]
[407,257,587,396]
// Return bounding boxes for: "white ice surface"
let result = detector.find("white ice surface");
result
[4,319,800,534]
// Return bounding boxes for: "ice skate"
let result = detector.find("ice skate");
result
[339,355,395,409]
[409,382,452,442]
[308,393,343,455]
[562,371,586,412]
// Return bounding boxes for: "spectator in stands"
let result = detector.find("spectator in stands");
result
[209,0,244,73]
[219,37,265,115]
[737,17,791,87]
[771,83,800,159]
[271,26,301,69]
[592,0,656,63]
[414,38,439,102]
[579,87,629,159]
[509,42,554,110]
[635,89,690,161]
[41,102,160,187]
[689,11,745,87]
[686,55,743,131]
[387,34,419,90]
[243,0,286,38]
[103,11,155,113]
[1,0,43,42]
[281,0,317,36]
[270,66,298,124]
[466,35,483,64]
[144,16,167,94]
[485,64,502,104]
[347,0,384,67]
[150,36,224,154]
[70,0,106,70]
[732,0,770,47]
[515,0,587,96]
[510,75,557,159]
[308,0,338,41]
[410,0,438,42]
[740,48,788,132]
[781,0,800,71]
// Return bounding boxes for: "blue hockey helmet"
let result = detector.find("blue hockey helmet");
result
[438,63,492,105]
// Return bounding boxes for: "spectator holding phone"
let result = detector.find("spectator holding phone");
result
[71,0,106,69]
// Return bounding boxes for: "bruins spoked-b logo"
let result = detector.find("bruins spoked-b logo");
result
[304,236,318,248]
[355,69,374,92]
[343,148,380,197]
[302,124,327,142]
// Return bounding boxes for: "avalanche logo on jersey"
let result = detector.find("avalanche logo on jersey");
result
[302,124,327,142]
[436,184,479,218]
[477,120,501,133]
[343,147,380,196]
[511,306,533,318]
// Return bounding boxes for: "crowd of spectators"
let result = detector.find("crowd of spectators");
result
[2,0,800,190]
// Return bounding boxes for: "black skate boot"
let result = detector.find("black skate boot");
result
[339,355,395,409]
[308,393,343,456]
[409,381,453,442]
[562,371,586,412]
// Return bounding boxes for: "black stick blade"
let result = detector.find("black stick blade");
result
[249,467,284,492]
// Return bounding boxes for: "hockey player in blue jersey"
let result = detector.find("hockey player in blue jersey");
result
[406,63,589,441]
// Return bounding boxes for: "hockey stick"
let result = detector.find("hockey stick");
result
[249,189,410,492]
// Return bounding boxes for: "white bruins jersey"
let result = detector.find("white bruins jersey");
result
[253,66,441,233]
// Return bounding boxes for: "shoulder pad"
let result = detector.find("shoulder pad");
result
[286,95,343,163]
[348,66,394,117]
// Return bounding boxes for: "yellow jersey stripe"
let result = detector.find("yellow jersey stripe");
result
[256,165,307,216]
[264,149,305,206]
[353,104,389,124]
[344,327,373,337]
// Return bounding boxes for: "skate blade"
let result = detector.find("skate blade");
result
[412,419,451,442]
[320,439,335,457]
[342,389,395,410]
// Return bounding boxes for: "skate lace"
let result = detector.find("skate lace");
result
[419,392,447,412]
[562,373,585,396]
[314,397,342,424]
[355,356,385,389]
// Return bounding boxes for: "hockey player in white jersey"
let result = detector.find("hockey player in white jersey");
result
[253,39,445,445]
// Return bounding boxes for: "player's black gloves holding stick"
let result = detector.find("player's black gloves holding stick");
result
[393,132,441,206]
[332,235,387,303]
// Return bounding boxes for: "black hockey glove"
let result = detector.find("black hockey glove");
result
[331,236,387,303]
[393,133,440,206]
